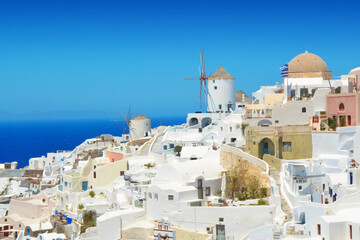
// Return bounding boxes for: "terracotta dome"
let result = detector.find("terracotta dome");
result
[287,50,332,79]
[349,67,360,76]
[235,90,251,103]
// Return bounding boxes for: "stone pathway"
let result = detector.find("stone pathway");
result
[269,166,293,225]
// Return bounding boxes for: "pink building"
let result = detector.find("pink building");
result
[326,93,360,127]
[105,150,123,163]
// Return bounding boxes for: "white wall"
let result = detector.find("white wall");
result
[97,209,145,240]
[312,132,339,158]
[207,79,235,112]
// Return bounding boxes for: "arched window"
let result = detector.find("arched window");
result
[339,103,345,111]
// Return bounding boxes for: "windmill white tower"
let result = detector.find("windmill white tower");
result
[207,65,235,112]
[129,114,151,140]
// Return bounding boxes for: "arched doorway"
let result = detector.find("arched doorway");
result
[259,138,275,159]
[189,118,199,126]
[201,117,212,128]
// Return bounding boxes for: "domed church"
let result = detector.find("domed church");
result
[287,50,332,80]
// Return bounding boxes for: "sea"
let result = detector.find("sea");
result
[0,116,185,168]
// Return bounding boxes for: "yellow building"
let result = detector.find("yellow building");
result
[263,93,284,106]
[245,125,312,160]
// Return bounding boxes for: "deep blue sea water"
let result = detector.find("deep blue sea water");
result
[0,116,185,168]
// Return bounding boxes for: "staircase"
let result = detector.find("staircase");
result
[269,166,293,224]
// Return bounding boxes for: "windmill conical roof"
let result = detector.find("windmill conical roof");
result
[208,65,235,80]
[131,114,150,121]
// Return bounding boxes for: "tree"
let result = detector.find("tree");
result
[173,145,182,156]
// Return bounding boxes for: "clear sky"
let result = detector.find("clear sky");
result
[0,0,359,119]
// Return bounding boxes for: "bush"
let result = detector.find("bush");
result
[340,116,346,127]
[257,198,268,205]
[260,187,268,198]
[335,87,341,94]
[78,204,84,210]
[327,117,337,130]
[89,191,95,198]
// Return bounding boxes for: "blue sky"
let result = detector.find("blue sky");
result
[0,0,359,119]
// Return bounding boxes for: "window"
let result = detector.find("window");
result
[213,80,215,83]
[339,103,345,111]
[163,145,167,150]
[120,171,125,176]
[148,192,152,199]
[93,172,96,178]
[311,88,317,96]
[169,143,175,149]
[214,86,217,90]
[229,127,232,132]
[317,224,321,235]
[168,195,174,200]
[219,217,224,222]
[291,90,296,98]
[283,142,292,152]
[19,224,21,228]
[302,107,306,113]
[300,88,308,97]
[64,181,68,187]
[221,127,223,131]
[231,138,236,143]
[197,179,203,188]
[275,120,279,123]
[206,187,211,196]
[219,104,222,110]
[313,116,319,123]
[4,219,7,222]
[154,193,159,202]
[299,186,302,190]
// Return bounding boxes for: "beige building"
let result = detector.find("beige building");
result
[245,125,313,160]
[0,192,56,239]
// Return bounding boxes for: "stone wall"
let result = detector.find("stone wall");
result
[220,144,269,188]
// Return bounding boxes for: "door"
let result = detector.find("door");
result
[82,181,88,191]
[263,142,269,155]
[197,179,203,199]
[216,224,225,240]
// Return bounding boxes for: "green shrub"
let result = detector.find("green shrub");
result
[340,116,346,127]
[89,190,95,198]
[327,117,337,130]
[78,204,84,210]
[257,198,268,205]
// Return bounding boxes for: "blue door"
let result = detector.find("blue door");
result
[263,142,269,155]
[82,181,88,191]
[350,172,353,185]
[27,228,30,236]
